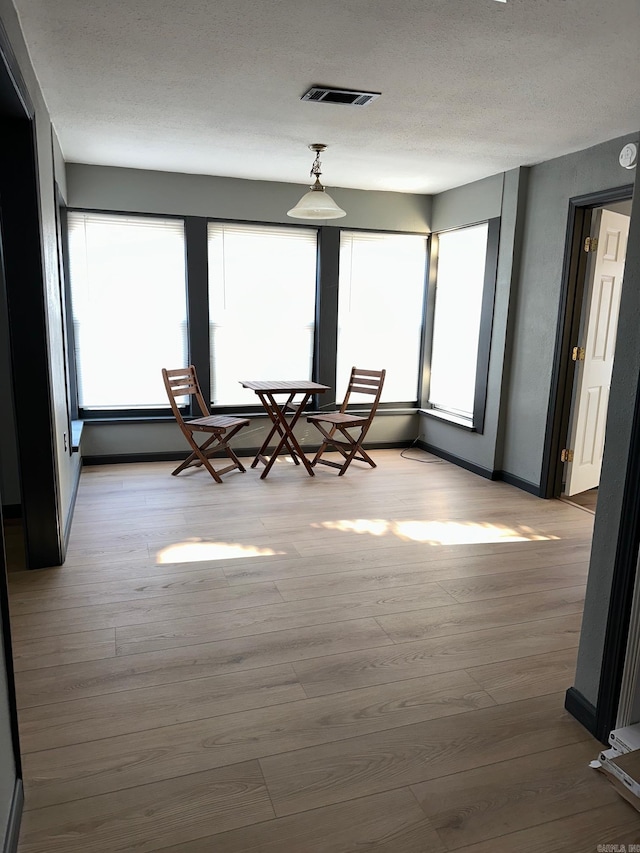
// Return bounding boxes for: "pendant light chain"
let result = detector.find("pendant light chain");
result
[287,143,347,220]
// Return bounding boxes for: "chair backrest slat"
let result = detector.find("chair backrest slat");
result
[162,366,209,420]
[340,367,386,423]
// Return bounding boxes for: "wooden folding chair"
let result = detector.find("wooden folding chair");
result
[162,366,249,483]
[307,367,386,475]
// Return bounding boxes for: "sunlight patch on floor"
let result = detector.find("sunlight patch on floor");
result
[155,540,286,564]
[313,518,558,545]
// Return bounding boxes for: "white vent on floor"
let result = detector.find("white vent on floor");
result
[301,87,381,107]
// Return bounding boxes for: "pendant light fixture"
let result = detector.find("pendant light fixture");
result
[287,144,346,220]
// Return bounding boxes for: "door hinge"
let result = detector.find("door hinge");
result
[561,448,574,463]
[572,346,586,362]
[584,236,598,253]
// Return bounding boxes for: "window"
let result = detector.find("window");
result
[426,219,499,430]
[337,231,427,403]
[67,213,188,411]
[207,223,318,406]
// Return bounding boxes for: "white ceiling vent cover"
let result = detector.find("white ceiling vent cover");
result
[301,87,381,106]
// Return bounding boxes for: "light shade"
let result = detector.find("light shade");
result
[287,187,346,220]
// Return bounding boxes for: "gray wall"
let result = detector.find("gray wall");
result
[418,168,527,474]
[67,163,432,457]
[418,135,637,490]
[52,130,67,202]
[431,172,503,232]
[66,164,432,233]
[574,181,640,707]
[501,135,637,488]
[80,411,420,460]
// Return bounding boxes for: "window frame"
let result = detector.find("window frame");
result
[65,209,431,423]
[421,217,500,433]
[66,207,190,420]
[204,216,322,413]
[334,226,430,409]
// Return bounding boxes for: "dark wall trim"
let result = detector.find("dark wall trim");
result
[420,233,438,406]
[421,218,500,434]
[594,374,640,743]
[496,471,544,497]
[315,226,339,409]
[564,687,599,741]
[472,217,501,435]
[84,451,197,466]
[54,183,77,427]
[184,217,210,411]
[542,184,634,500]
[0,520,22,781]
[416,439,545,496]
[0,505,23,853]
[416,439,497,481]
[2,780,23,853]
[62,462,82,552]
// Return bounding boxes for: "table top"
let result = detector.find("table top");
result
[239,380,330,393]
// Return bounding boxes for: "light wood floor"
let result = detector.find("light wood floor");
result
[560,488,598,514]
[7,449,640,851]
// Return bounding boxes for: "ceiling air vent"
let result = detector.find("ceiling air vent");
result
[301,87,381,107]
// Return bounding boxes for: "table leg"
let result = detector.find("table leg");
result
[259,392,315,478]
[251,392,302,469]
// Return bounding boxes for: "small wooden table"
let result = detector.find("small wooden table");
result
[240,380,330,478]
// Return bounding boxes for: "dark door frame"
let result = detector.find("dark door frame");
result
[0,20,64,570]
[541,183,634,501]
[0,517,23,853]
[0,23,27,851]
[542,182,638,744]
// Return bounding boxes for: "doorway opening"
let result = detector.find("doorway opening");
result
[561,200,632,513]
[543,185,634,504]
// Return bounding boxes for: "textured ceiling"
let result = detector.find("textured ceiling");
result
[12,0,640,193]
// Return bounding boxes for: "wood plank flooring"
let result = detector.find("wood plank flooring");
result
[8,449,640,852]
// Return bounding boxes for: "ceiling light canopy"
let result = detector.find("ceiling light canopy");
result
[287,144,346,220]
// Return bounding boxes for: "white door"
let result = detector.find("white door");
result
[565,209,630,496]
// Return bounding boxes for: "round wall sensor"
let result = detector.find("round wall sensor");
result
[619,142,637,169]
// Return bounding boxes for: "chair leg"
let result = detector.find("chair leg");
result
[349,444,377,468]
[336,427,364,475]
[225,445,246,472]
[173,432,226,483]
[310,423,339,466]
[171,432,216,474]
[196,451,225,483]
[309,423,376,475]
[310,439,329,466]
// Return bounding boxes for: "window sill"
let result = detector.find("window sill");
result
[71,420,84,451]
[81,406,421,426]
[419,408,476,432]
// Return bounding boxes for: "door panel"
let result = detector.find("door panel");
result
[565,209,629,496]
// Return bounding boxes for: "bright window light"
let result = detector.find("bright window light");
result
[314,518,556,545]
[156,540,286,564]
[429,223,489,419]
[68,213,188,409]
[208,223,317,406]
[337,232,427,403]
